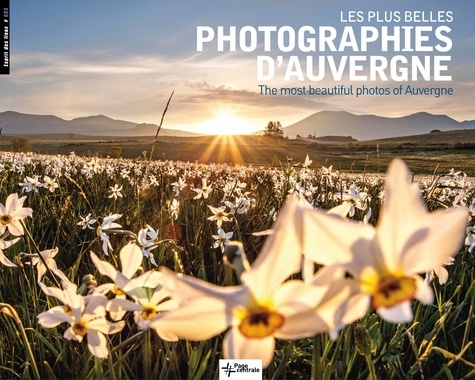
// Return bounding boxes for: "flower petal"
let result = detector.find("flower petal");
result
[84,294,107,318]
[241,195,306,300]
[88,318,125,335]
[377,159,467,272]
[90,251,118,280]
[108,297,142,313]
[159,267,245,302]
[152,297,232,341]
[399,207,468,274]
[7,220,25,236]
[38,282,67,304]
[0,250,16,267]
[302,207,375,267]
[223,328,275,368]
[133,271,162,289]
[120,243,143,278]
[414,276,434,305]
[377,301,413,323]
[37,306,73,328]
[87,329,109,358]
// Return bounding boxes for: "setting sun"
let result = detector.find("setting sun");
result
[199,110,256,135]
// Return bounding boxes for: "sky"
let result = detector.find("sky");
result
[1,0,475,135]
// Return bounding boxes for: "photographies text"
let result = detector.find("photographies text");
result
[196,10,454,82]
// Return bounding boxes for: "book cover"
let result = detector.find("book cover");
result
[0,1,473,379]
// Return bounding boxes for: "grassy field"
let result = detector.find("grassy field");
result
[2,128,475,176]
[0,147,473,379]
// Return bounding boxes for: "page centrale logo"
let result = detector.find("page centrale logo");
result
[219,359,262,380]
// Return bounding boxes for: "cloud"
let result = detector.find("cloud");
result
[182,82,333,110]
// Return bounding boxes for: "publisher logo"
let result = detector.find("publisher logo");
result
[219,359,262,380]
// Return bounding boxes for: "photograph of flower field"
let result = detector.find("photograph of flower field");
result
[0,146,473,379]
[2,1,475,379]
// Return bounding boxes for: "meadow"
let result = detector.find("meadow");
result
[0,148,473,379]
[2,127,475,176]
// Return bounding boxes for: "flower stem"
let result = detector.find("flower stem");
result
[143,329,151,380]
[94,356,103,380]
[1,303,41,380]
[312,335,322,380]
[364,353,377,380]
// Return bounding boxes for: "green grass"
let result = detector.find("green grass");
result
[0,149,473,379]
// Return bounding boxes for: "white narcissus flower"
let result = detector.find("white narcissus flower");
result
[465,226,475,252]
[0,193,33,236]
[108,184,123,200]
[334,184,368,217]
[425,257,455,285]
[43,176,59,193]
[207,205,231,228]
[152,196,354,368]
[91,244,176,335]
[193,178,212,199]
[77,213,97,230]
[97,214,122,255]
[24,248,59,281]
[20,175,43,193]
[91,243,162,320]
[171,177,187,196]
[212,228,233,253]
[108,281,178,335]
[137,225,160,266]
[0,237,21,267]
[302,158,468,323]
[302,154,312,168]
[169,199,180,220]
[37,272,124,358]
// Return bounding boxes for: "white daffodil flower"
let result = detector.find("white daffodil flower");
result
[207,205,231,228]
[302,158,468,323]
[108,283,178,335]
[91,243,162,320]
[37,273,124,358]
[43,176,59,193]
[424,257,455,285]
[0,237,21,267]
[193,178,212,199]
[465,226,475,252]
[152,196,353,368]
[212,228,234,253]
[77,213,97,230]
[23,248,58,282]
[108,184,123,200]
[0,193,33,236]
[334,184,368,217]
[97,214,122,255]
[137,225,160,266]
[169,198,180,220]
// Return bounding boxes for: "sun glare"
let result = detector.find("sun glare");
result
[200,110,255,136]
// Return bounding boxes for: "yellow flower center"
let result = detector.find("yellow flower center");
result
[360,268,417,309]
[238,307,285,339]
[113,284,126,296]
[0,214,12,225]
[141,305,158,321]
[63,305,74,316]
[72,320,88,336]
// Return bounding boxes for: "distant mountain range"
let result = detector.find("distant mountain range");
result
[1,110,475,141]
[281,111,475,140]
[0,111,199,137]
